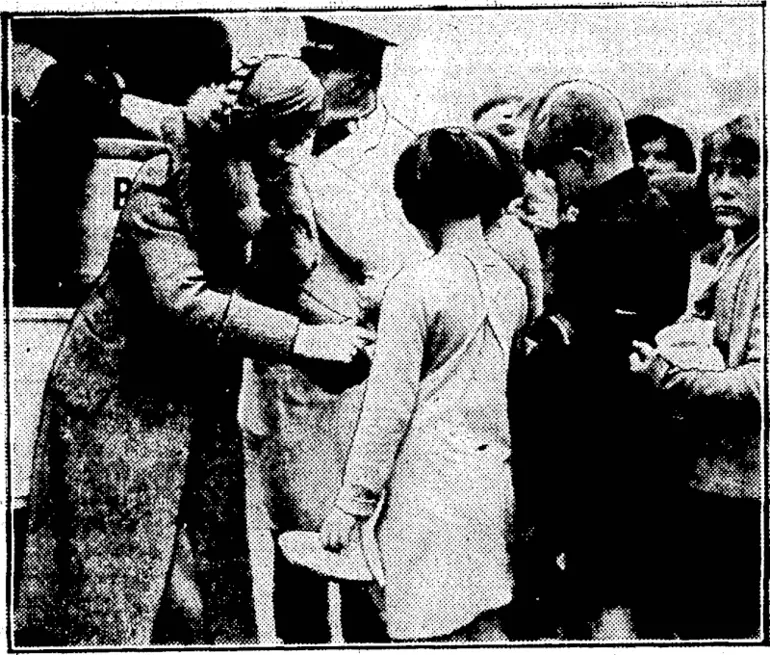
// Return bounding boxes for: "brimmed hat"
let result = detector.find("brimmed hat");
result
[226,55,324,122]
[301,16,397,78]
[278,530,375,582]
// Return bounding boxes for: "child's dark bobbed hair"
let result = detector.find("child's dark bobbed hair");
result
[393,127,509,232]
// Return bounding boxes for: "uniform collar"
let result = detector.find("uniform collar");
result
[317,102,389,171]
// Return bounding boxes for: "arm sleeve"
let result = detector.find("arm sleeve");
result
[662,290,761,405]
[125,184,301,361]
[254,167,320,281]
[120,94,178,141]
[335,273,427,517]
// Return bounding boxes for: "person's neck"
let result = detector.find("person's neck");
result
[732,222,759,249]
[439,217,486,252]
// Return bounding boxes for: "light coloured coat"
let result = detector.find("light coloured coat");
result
[665,235,762,500]
[337,246,528,639]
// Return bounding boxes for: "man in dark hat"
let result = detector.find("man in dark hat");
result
[299,15,426,280]
[301,16,392,151]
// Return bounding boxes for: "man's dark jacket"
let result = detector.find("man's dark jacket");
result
[508,167,691,611]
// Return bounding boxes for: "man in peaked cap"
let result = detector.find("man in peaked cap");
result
[250,14,426,646]
[302,15,394,149]
[299,14,427,279]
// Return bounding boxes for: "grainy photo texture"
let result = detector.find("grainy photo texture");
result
[4,2,766,648]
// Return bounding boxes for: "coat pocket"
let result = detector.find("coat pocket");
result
[48,301,122,416]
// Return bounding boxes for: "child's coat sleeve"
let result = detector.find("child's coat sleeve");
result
[336,272,428,517]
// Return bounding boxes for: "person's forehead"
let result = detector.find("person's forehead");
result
[641,137,670,153]
[707,154,759,182]
[708,154,755,170]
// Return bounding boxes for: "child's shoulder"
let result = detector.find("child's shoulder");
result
[384,253,478,314]
[389,253,467,293]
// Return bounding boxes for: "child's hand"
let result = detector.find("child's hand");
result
[321,507,361,553]
[630,340,673,386]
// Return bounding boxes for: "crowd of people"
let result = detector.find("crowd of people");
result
[13,14,762,647]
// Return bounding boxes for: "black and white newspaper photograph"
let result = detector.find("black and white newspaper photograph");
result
[2,0,767,648]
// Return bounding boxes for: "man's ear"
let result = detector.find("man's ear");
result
[571,147,594,169]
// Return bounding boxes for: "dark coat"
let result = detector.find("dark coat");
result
[16,112,303,646]
[544,167,691,495]
[508,168,691,609]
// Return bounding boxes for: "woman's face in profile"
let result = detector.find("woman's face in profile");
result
[265,118,317,167]
[236,113,318,176]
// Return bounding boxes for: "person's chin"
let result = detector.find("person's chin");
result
[714,211,746,230]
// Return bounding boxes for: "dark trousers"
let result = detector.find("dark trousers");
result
[273,546,388,644]
[642,489,762,640]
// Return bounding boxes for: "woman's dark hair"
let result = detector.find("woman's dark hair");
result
[626,114,697,174]
[393,127,508,233]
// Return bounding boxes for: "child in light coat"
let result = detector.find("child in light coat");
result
[321,127,528,642]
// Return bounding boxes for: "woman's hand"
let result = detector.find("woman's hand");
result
[630,340,673,386]
[320,506,361,553]
[185,84,230,132]
[293,322,376,363]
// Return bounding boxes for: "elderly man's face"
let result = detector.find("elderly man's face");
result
[316,68,376,125]
[709,155,760,232]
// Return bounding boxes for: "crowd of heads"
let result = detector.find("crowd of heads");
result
[402,78,762,244]
[18,13,762,242]
[12,14,762,307]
